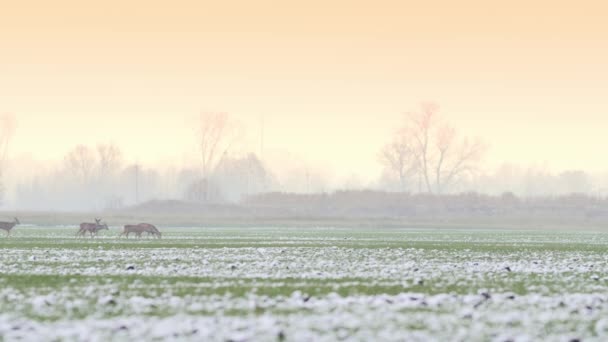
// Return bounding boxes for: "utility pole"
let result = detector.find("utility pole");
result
[135,162,139,205]
[305,169,310,194]
[260,114,267,192]
[260,114,265,163]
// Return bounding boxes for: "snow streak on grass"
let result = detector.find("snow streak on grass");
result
[1,227,608,341]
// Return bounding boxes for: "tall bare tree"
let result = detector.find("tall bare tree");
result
[64,145,96,185]
[379,129,418,192]
[382,103,484,194]
[194,112,240,201]
[97,143,123,180]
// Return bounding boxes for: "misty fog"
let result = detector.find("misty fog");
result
[2,110,607,213]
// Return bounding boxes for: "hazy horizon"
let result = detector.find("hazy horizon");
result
[2,0,608,209]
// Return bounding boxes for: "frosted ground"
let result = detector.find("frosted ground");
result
[1,227,608,341]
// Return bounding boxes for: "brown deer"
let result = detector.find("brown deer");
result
[120,224,146,238]
[76,218,109,238]
[0,217,20,237]
[120,223,161,239]
[137,223,162,239]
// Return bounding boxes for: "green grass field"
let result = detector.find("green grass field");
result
[1,226,607,341]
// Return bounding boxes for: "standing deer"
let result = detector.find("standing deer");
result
[0,217,20,237]
[76,218,109,238]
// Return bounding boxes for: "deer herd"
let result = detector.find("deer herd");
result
[0,217,162,238]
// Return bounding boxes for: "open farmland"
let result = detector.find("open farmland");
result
[1,227,608,341]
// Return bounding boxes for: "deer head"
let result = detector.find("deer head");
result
[14,217,20,225]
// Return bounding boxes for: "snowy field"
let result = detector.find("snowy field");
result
[1,227,608,341]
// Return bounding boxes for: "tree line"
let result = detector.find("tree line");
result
[2,108,608,211]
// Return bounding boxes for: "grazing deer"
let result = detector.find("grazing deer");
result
[137,223,162,239]
[120,224,146,238]
[120,223,161,239]
[0,217,20,237]
[76,218,109,238]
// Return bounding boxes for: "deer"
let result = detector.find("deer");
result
[0,217,20,237]
[137,223,162,239]
[120,223,161,239]
[120,224,146,238]
[76,218,99,237]
[76,218,109,238]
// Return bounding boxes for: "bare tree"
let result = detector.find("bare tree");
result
[194,112,240,201]
[383,103,484,194]
[378,129,418,192]
[96,144,124,209]
[65,145,96,185]
[97,143,123,180]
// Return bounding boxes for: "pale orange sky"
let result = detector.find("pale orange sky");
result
[1,0,608,183]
